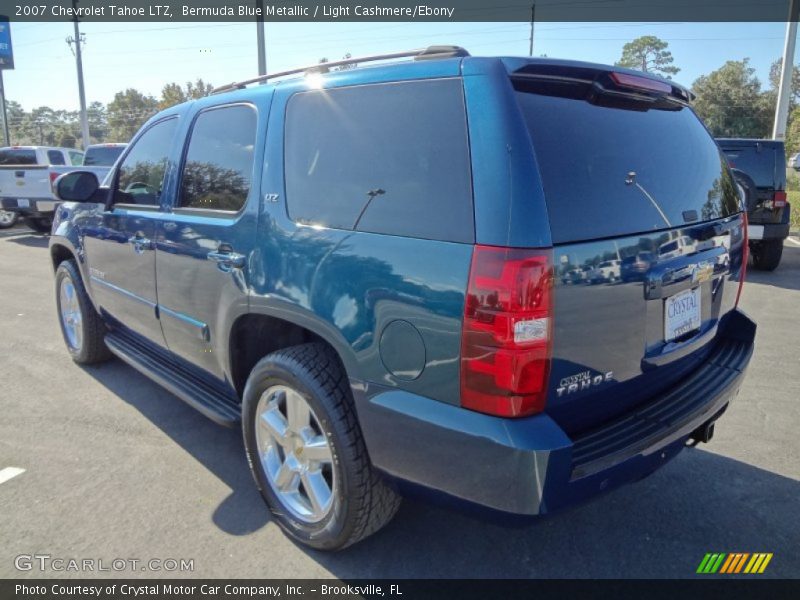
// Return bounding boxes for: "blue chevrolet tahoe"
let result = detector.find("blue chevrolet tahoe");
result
[49,47,755,550]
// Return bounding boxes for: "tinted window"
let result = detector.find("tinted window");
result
[719,143,782,189]
[285,79,473,242]
[515,89,740,243]
[69,151,84,166]
[47,150,66,165]
[115,118,178,206]
[0,149,37,165]
[179,105,256,212]
[84,146,125,166]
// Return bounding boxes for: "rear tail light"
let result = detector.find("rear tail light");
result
[49,172,59,192]
[460,245,554,417]
[773,190,787,208]
[736,212,748,308]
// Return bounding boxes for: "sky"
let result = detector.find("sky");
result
[1,21,795,112]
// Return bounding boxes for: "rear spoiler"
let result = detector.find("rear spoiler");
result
[511,63,694,105]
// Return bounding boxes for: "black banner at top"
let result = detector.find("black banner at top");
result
[1,0,799,22]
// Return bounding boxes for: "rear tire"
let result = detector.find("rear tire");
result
[0,210,18,229]
[242,342,400,550]
[55,259,112,364]
[751,239,783,271]
[27,216,53,233]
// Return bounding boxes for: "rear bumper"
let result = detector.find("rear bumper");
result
[355,309,755,517]
[748,204,791,241]
[748,223,789,241]
[0,197,58,216]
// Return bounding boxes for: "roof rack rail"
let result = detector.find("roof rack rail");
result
[211,45,470,94]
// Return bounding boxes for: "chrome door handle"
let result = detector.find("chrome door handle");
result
[207,248,245,271]
[127,234,152,254]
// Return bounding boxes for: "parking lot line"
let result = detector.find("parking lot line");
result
[0,467,25,485]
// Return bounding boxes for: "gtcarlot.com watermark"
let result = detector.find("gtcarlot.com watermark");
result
[14,554,194,573]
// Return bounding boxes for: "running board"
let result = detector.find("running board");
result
[105,330,241,427]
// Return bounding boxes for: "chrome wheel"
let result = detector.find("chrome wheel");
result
[0,210,16,227]
[59,275,83,351]
[255,385,335,523]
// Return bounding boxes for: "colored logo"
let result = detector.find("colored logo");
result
[697,553,773,574]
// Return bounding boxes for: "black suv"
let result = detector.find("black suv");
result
[717,138,791,270]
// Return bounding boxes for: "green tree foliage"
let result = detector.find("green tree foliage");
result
[158,79,215,110]
[692,59,772,138]
[784,106,800,155]
[107,89,158,142]
[3,80,214,148]
[768,58,800,103]
[616,35,680,79]
[87,101,108,143]
[4,100,26,144]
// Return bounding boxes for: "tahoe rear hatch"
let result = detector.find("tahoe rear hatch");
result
[512,65,746,434]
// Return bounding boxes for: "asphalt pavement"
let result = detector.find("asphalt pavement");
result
[0,224,798,579]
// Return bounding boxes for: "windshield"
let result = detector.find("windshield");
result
[514,85,740,244]
[84,146,125,166]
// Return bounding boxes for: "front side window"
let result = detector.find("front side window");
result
[115,118,178,206]
[69,151,84,166]
[284,79,474,243]
[178,105,257,212]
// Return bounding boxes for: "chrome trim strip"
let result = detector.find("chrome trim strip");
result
[89,276,156,308]
[159,305,210,341]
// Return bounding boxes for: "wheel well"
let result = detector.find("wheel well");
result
[50,244,74,271]
[229,314,345,396]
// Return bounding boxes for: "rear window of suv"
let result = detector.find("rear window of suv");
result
[514,83,740,244]
[0,149,37,165]
[84,146,126,166]
[718,142,782,190]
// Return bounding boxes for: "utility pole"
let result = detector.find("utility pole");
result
[528,3,535,57]
[256,0,266,79]
[66,0,90,150]
[773,0,799,140]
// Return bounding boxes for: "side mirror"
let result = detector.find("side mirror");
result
[55,171,101,202]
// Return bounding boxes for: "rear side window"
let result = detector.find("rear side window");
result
[84,146,124,166]
[0,149,37,165]
[115,117,178,206]
[284,79,474,243]
[178,104,257,212]
[47,150,66,165]
[515,87,740,243]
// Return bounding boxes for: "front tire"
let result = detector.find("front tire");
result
[751,239,783,271]
[242,343,400,550]
[55,260,112,364]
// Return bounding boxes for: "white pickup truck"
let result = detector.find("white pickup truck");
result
[0,144,126,232]
[0,146,84,231]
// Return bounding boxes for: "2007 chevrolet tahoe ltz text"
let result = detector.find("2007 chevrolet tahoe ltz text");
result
[49,47,755,550]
